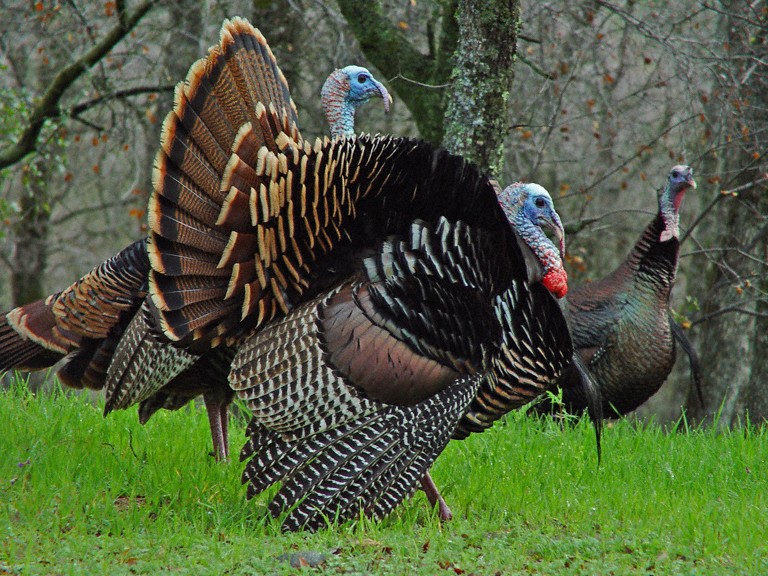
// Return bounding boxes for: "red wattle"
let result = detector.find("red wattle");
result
[543,268,568,299]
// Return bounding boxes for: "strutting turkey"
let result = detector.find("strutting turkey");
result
[143,18,599,530]
[1,18,598,530]
[536,165,701,417]
[0,34,391,463]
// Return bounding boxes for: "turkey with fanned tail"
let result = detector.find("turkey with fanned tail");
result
[144,19,596,530]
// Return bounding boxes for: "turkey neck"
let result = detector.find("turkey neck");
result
[617,212,679,294]
[322,73,355,138]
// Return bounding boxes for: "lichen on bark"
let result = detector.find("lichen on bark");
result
[442,0,520,177]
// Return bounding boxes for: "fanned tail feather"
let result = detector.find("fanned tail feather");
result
[241,375,481,532]
[148,17,301,348]
[104,302,197,414]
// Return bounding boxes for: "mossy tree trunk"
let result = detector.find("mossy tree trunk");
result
[337,0,519,175]
[442,0,520,176]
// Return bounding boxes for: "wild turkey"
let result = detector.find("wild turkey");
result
[105,62,392,458]
[141,18,599,530]
[0,35,391,462]
[415,184,602,521]
[102,60,392,459]
[537,165,701,417]
[2,18,595,530]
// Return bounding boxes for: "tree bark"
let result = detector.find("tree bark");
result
[689,188,762,427]
[10,157,51,305]
[685,2,768,427]
[740,11,768,426]
[744,279,768,423]
[442,0,520,176]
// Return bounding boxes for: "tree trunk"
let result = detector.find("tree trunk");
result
[739,10,768,425]
[10,156,51,305]
[744,278,768,422]
[442,0,520,176]
[685,3,768,427]
[688,188,762,427]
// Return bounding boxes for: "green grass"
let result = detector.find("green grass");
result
[1,377,766,575]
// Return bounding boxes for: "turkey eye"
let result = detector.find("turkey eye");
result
[672,170,680,178]
[357,73,369,83]
[534,197,546,208]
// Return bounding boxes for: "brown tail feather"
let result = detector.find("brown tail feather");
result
[6,298,78,356]
[0,313,65,371]
[56,336,122,390]
[147,19,303,346]
[1,239,148,384]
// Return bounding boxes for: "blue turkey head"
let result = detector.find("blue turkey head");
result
[340,65,392,112]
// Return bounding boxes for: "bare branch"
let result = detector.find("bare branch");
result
[67,84,177,119]
[691,305,768,326]
[681,174,768,243]
[684,246,768,269]
[51,198,136,227]
[0,0,158,170]
[517,54,554,80]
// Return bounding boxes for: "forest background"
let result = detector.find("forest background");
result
[0,0,766,427]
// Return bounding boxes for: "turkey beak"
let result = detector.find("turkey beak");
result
[548,210,566,260]
[687,173,697,189]
[375,81,392,114]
